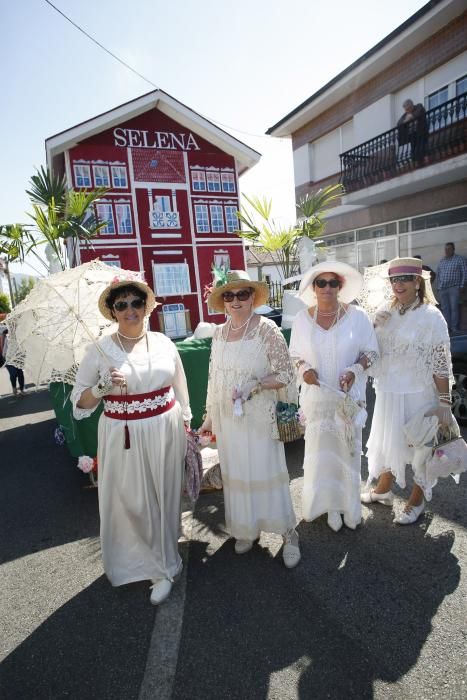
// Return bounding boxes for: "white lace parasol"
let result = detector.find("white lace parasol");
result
[5,259,145,386]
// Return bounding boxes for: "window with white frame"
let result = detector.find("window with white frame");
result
[191,170,206,191]
[427,85,449,110]
[96,203,115,234]
[225,205,238,233]
[154,195,172,212]
[93,165,110,187]
[456,74,467,97]
[74,164,91,187]
[210,205,224,233]
[206,171,221,192]
[115,204,133,234]
[154,263,191,296]
[195,204,210,233]
[221,172,236,192]
[214,253,230,269]
[101,257,121,268]
[111,165,128,188]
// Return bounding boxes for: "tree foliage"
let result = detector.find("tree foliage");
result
[14,276,35,304]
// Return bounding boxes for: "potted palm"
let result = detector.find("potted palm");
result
[236,183,344,327]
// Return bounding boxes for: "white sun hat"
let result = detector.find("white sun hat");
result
[298,261,364,306]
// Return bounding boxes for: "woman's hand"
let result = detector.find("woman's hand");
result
[302,369,320,386]
[339,371,355,392]
[110,367,127,388]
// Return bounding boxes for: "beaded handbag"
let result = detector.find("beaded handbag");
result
[276,401,302,443]
[426,430,467,483]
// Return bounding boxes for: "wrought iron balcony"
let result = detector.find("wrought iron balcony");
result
[340,92,467,193]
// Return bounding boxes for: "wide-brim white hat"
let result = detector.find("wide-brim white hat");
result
[299,261,363,306]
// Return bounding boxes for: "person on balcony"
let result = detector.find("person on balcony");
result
[436,242,467,334]
[289,263,378,532]
[199,269,300,568]
[397,99,428,165]
[71,274,191,606]
[363,257,454,524]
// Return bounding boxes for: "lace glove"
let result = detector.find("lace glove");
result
[234,379,261,402]
[374,310,391,327]
[425,401,454,427]
[340,363,364,392]
[90,370,113,398]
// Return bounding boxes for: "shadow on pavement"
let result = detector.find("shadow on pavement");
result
[0,576,156,700]
[174,490,460,700]
[0,387,52,419]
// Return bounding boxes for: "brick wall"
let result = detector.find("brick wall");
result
[292,11,467,151]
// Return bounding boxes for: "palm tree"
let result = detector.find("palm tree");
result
[236,183,345,282]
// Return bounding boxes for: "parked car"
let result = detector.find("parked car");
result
[451,332,467,425]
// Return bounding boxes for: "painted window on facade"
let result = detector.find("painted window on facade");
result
[195,204,210,233]
[93,165,110,187]
[154,263,191,296]
[456,75,467,97]
[206,172,221,192]
[221,172,236,192]
[191,170,207,191]
[96,203,115,234]
[154,196,171,212]
[115,204,133,234]
[225,205,238,233]
[101,257,121,268]
[210,205,224,233]
[111,165,128,188]
[74,164,91,188]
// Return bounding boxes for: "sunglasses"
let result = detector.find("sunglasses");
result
[314,278,340,289]
[390,275,415,284]
[113,298,146,312]
[222,289,253,302]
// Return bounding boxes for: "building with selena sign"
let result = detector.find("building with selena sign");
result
[46,90,260,338]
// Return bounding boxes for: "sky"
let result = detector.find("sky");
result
[1,0,429,275]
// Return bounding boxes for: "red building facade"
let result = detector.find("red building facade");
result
[46,90,260,337]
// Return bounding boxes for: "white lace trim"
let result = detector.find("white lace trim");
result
[104,387,174,415]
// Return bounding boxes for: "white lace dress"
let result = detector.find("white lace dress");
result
[205,317,296,540]
[290,305,378,526]
[367,303,452,490]
[71,333,191,587]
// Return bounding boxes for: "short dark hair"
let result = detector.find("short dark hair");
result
[446,242,455,249]
[105,284,147,316]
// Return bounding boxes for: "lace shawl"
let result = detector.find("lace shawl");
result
[370,303,453,392]
[205,317,295,439]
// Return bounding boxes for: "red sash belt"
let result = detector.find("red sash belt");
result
[103,386,175,420]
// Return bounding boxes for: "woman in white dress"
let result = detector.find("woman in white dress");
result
[199,270,300,568]
[290,262,378,532]
[363,257,454,524]
[71,273,191,605]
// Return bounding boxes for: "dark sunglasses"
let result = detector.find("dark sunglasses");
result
[113,298,145,312]
[222,289,253,302]
[390,275,415,284]
[314,278,340,289]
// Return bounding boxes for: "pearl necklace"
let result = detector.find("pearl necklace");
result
[117,329,147,341]
[316,307,339,317]
[398,298,419,316]
[229,312,254,331]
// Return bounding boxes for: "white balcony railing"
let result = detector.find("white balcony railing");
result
[150,211,181,229]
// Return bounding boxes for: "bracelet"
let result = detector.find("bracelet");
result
[438,392,452,404]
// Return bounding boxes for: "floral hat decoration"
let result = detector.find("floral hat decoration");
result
[206,264,269,313]
[98,271,158,321]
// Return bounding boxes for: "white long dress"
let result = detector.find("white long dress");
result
[367,303,452,492]
[71,333,191,587]
[205,317,296,541]
[290,305,378,525]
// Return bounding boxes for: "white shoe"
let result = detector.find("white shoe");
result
[361,488,394,506]
[327,511,343,532]
[150,578,172,605]
[234,539,254,554]
[394,501,425,525]
[282,529,301,569]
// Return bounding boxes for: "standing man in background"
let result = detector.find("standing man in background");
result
[437,242,467,334]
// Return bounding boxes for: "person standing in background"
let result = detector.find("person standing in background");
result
[2,329,26,396]
[437,242,467,334]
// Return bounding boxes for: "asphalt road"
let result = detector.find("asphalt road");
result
[0,380,466,700]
